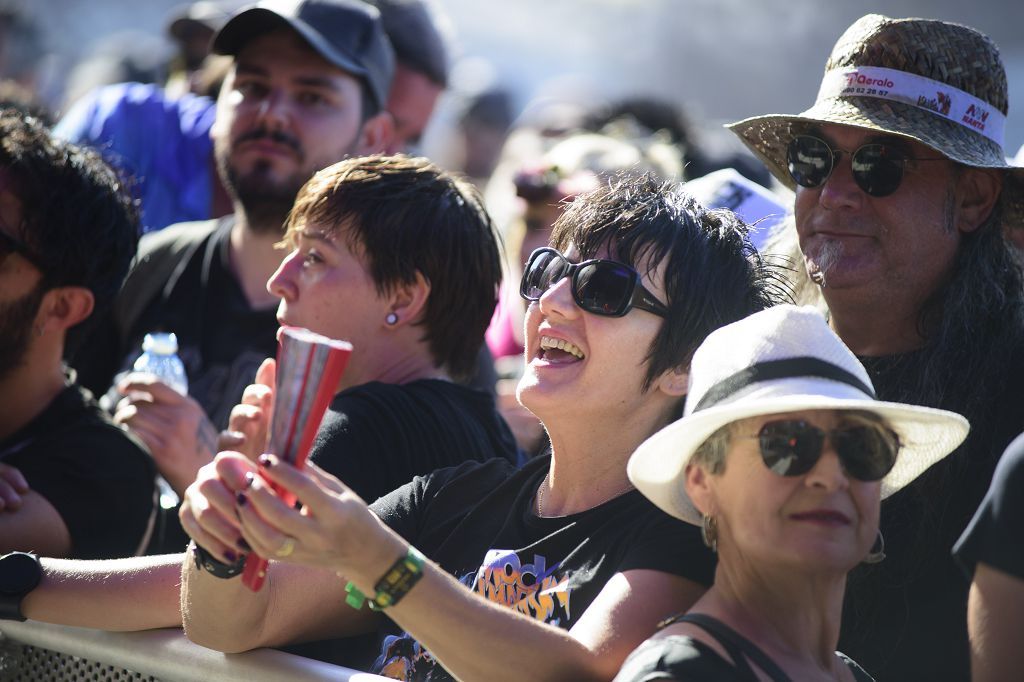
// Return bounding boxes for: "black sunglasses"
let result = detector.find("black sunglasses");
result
[520,247,669,318]
[786,134,946,198]
[752,417,899,482]
[0,229,43,270]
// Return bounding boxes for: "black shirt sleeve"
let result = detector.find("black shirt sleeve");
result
[954,432,1024,579]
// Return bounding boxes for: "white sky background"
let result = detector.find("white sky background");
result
[31,0,1024,157]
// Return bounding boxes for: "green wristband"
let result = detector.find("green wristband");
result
[343,547,426,611]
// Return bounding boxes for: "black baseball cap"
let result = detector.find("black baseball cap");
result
[212,0,395,112]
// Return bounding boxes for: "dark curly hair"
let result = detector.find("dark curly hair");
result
[0,111,139,352]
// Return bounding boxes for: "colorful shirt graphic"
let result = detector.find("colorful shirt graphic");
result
[372,548,572,681]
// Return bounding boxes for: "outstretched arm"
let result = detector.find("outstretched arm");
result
[20,554,183,630]
[227,455,705,681]
[178,452,380,653]
[967,562,1024,682]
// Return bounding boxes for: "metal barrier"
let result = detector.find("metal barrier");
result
[0,620,392,681]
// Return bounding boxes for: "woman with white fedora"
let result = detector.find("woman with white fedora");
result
[615,304,968,681]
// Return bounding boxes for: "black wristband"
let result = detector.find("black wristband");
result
[191,542,246,579]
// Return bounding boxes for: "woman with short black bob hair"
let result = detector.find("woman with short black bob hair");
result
[618,304,969,681]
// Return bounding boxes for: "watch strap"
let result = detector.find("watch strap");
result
[191,542,246,579]
[0,552,42,622]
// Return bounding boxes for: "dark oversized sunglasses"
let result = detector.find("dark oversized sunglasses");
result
[752,417,899,482]
[786,134,945,198]
[0,228,43,269]
[520,247,669,318]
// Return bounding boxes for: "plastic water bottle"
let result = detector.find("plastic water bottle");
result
[133,332,188,396]
[133,332,188,509]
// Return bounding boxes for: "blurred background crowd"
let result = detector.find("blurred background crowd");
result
[7,0,1024,164]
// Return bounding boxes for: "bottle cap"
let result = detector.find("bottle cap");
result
[142,332,180,355]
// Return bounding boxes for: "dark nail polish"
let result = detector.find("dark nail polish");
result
[223,550,237,563]
[258,454,273,467]
[236,492,248,506]
[237,538,251,552]
[244,471,255,489]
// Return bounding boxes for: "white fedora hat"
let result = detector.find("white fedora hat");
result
[627,304,969,525]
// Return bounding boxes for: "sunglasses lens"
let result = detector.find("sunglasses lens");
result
[759,420,822,477]
[787,136,833,188]
[521,249,566,300]
[575,262,634,316]
[833,424,899,481]
[851,144,904,197]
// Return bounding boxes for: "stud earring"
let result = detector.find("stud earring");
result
[385,312,399,326]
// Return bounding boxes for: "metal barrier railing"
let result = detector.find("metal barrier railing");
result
[0,620,392,681]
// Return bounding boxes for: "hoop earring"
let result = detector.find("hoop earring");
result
[385,312,399,326]
[701,514,718,553]
[864,530,886,564]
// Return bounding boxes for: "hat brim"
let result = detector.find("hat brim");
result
[627,392,969,526]
[727,96,1024,190]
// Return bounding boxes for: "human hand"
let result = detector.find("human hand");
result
[0,463,29,512]
[234,455,397,583]
[114,373,218,496]
[179,452,258,564]
[221,358,275,462]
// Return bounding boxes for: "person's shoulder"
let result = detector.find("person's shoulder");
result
[331,380,479,422]
[421,455,524,490]
[92,82,213,120]
[136,217,224,258]
[614,634,742,682]
[57,83,210,137]
[836,651,876,682]
[40,383,153,465]
[997,432,1024,474]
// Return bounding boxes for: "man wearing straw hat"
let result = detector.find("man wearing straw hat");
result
[728,13,1024,681]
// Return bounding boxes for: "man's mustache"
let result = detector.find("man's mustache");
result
[233,128,304,159]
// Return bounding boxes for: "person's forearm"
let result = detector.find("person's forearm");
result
[180,554,273,653]
[21,554,184,631]
[341,528,606,682]
[181,555,375,653]
[385,562,607,682]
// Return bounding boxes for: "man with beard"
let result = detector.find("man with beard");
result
[0,112,156,559]
[728,14,1024,680]
[54,0,449,233]
[68,0,396,549]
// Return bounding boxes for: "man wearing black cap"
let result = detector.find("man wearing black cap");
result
[68,0,396,547]
[55,0,449,234]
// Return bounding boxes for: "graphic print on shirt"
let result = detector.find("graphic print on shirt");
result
[371,548,573,681]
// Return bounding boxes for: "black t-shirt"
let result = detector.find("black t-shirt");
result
[614,634,873,682]
[0,375,157,559]
[838,349,1024,681]
[364,455,717,681]
[71,217,279,429]
[309,379,519,504]
[954,431,1024,580]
